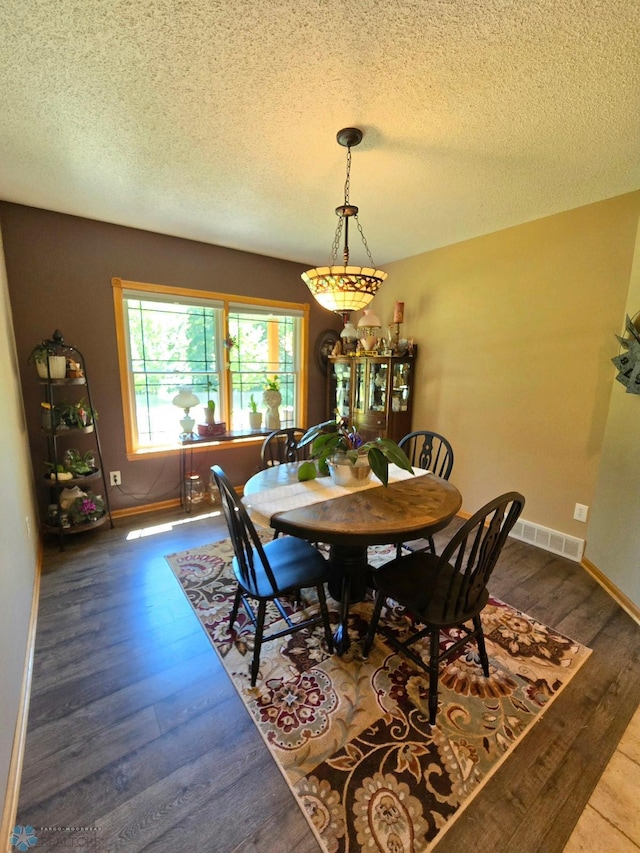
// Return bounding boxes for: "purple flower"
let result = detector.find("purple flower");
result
[350,431,363,449]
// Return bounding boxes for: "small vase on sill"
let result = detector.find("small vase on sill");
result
[263,389,281,430]
[249,411,263,431]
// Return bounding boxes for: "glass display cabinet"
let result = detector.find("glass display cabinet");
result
[332,359,352,420]
[327,352,416,443]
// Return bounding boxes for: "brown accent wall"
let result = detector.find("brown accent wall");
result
[0,203,340,516]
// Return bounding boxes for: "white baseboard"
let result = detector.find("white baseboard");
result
[510,518,584,562]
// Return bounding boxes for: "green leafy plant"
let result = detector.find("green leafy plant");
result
[44,449,95,479]
[28,340,56,364]
[206,379,216,413]
[63,449,96,475]
[44,462,74,481]
[263,376,280,392]
[248,394,259,413]
[53,399,97,429]
[296,417,413,486]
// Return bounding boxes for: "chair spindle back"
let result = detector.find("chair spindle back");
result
[212,465,279,594]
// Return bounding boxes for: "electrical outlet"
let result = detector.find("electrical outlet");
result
[109,471,121,486]
[573,503,589,522]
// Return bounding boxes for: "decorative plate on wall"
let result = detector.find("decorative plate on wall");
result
[314,329,340,374]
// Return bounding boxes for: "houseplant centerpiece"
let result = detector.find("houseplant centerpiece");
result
[296,417,414,487]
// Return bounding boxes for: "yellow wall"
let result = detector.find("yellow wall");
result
[368,192,640,539]
[587,217,640,604]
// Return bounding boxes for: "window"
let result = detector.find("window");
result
[113,279,309,453]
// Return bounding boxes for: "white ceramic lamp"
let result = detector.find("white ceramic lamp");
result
[357,309,382,351]
[340,322,359,340]
[172,388,200,437]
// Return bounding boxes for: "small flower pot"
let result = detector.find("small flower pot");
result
[249,411,263,431]
[36,355,67,379]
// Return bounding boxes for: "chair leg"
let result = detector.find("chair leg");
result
[250,600,267,686]
[229,587,242,631]
[473,614,490,677]
[426,535,436,554]
[363,591,385,658]
[316,584,334,653]
[428,629,440,726]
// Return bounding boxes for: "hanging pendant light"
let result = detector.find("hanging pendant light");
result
[302,127,387,321]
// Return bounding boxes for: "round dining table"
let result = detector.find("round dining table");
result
[243,462,462,654]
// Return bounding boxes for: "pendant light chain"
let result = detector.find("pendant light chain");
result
[347,144,377,268]
[330,216,345,265]
[328,143,377,268]
[344,145,352,206]
[301,126,387,315]
[355,217,376,268]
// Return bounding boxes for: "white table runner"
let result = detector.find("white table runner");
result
[243,465,428,528]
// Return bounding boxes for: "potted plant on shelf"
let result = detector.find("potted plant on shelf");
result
[263,376,281,430]
[44,450,96,482]
[28,340,67,379]
[248,394,263,431]
[68,491,105,525]
[296,417,413,487]
[52,399,97,430]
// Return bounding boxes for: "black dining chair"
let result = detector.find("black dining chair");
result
[212,465,334,685]
[399,430,454,479]
[260,427,309,469]
[363,491,525,726]
[397,430,455,556]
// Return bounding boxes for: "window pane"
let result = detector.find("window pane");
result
[117,283,304,450]
[228,311,298,430]
[125,298,221,445]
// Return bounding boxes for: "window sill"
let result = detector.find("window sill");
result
[126,432,270,462]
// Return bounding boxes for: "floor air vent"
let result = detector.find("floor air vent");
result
[510,519,584,562]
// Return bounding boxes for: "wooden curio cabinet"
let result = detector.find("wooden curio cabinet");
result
[327,352,416,443]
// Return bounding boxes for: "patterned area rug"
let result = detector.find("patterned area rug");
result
[165,533,591,852]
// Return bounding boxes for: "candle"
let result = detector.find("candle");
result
[393,301,404,324]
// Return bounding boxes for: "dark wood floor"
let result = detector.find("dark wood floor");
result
[16,507,640,852]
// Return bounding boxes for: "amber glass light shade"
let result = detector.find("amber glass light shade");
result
[302,266,387,314]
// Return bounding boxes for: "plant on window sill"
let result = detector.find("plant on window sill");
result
[264,375,280,392]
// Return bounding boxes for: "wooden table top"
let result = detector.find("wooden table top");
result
[244,463,462,547]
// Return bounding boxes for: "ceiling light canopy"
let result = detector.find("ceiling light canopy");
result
[302,127,387,319]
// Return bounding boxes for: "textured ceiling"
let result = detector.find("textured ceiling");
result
[1,0,639,266]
